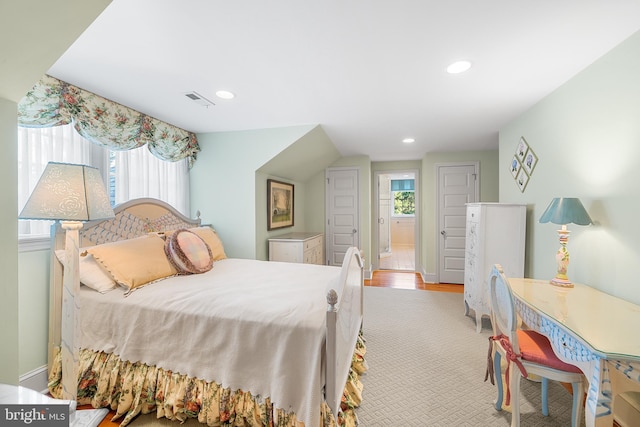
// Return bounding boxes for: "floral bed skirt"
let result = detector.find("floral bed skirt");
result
[49,335,367,427]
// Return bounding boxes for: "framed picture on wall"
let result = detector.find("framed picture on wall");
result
[515,168,529,192]
[516,136,529,161]
[522,148,538,175]
[510,156,521,178]
[267,179,294,230]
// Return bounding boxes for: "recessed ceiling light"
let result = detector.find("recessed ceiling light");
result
[447,60,472,74]
[402,138,415,144]
[215,90,235,100]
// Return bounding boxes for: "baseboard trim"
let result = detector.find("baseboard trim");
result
[19,365,48,394]
[422,271,436,283]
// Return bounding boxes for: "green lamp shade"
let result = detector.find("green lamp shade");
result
[539,197,592,226]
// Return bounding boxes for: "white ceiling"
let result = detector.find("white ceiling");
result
[47,0,640,161]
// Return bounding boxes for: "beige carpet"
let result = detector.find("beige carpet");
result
[114,287,583,426]
[357,287,583,426]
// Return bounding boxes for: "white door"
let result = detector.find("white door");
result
[378,174,391,254]
[437,163,478,284]
[326,168,359,266]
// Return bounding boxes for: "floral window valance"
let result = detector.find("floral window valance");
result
[18,75,199,167]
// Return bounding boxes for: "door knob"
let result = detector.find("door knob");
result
[353,229,357,234]
[441,230,446,236]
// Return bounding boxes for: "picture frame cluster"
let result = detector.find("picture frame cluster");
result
[510,136,538,192]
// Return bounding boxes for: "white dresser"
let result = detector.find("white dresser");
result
[464,203,526,332]
[268,232,324,265]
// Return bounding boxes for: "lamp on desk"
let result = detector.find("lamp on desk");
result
[539,197,592,287]
[19,162,114,403]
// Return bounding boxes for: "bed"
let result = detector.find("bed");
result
[47,198,367,427]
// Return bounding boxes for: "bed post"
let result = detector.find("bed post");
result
[48,222,65,376]
[325,289,339,417]
[325,247,364,420]
[58,221,83,401]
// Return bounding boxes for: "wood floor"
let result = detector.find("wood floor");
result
[366,269,464,293]
[91,270,460,426]
[378,244,415,270]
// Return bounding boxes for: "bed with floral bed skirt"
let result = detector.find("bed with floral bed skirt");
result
[48,335,366,426]
[48,198,367,427]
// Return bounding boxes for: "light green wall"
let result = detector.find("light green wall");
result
[256,126,341,260]
[18,250,50,374]
[190,125,314,259]
[499,30,640,305]
[190,125,330,260]
[255,172,311,260]
[0,98,19,383]
[0,0,111,102]
[420,150,499,278]
[2,0,113,380]
[304,170,328,237]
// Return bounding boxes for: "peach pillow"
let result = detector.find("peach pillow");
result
[165,229,213,274]
[87,234,177,292]
[190,227,227,261]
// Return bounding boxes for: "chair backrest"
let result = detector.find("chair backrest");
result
[488,264,520,353]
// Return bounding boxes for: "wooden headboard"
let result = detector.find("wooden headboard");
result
[48,198,202,372]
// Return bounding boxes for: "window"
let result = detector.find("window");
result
[391,179,415,216]
[393,191,415,216]
[18,124,189,245]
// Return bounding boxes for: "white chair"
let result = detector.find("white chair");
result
[486,264,585,427]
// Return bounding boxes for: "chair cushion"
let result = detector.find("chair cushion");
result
[517,329,583,373]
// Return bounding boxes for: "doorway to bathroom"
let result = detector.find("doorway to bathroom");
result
[375,170,418,271]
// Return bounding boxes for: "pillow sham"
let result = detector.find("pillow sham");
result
[55,249,116,293]
[164,229,213,274]
[190,227,227,261]
[87,234,178,292]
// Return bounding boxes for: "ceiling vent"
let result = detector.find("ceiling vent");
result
[184,91,215,108]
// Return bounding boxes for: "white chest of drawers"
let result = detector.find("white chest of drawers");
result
[464,203,526,332]
[268,232,324,265]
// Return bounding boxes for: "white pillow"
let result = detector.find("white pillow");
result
[55,249,116,293]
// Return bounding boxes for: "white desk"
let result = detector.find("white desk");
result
[508,278,640,427]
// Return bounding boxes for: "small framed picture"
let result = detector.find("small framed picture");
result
[510,156,521,178]
[516,137,529,161]
[267,179,294,230]
[522,148,538,175]
[515,168,529,193]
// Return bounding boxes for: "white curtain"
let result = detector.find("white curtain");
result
[18,124,190,238]
[18,125,108,237]
[114,146,190,215]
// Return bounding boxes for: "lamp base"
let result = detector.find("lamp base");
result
[550,276,574,288]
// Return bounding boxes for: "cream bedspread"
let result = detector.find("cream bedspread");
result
[78,258,343,427]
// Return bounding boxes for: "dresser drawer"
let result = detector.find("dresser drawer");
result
[304,235,322,251]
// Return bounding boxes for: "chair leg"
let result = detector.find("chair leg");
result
[571,380,585,427]
[541,377,549,416]
[510,363,522,427]
[493,351,504,411]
